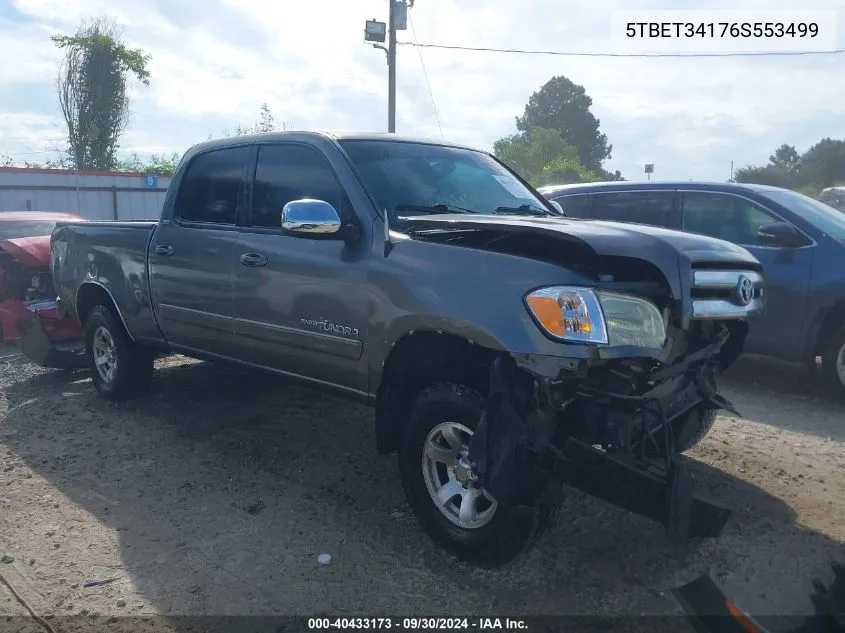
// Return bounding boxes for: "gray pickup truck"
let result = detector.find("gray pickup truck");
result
[49,132,765,566]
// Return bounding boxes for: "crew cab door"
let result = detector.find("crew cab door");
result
[680,190,814,360]
[148,144,250,357]
[231,142,369,395]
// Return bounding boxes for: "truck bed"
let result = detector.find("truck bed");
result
[52,220,163,344]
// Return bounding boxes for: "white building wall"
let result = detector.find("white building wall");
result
[0,167,171,220]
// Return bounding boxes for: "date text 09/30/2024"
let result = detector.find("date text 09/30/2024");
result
[307,618,528,630]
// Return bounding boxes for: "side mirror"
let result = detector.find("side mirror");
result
[549,200,565,216]
[281,199,342,236]
[756,221,807,247]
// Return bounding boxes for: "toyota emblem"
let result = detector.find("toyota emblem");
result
[736,275,754,306]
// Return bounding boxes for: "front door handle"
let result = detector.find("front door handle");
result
[239,253,268,267]
[155,244,175,257]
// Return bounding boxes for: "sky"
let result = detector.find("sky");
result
[0,0,843,181]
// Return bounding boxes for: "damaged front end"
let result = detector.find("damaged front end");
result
[468,279,761,541]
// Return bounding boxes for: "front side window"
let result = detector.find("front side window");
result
[339,140,557,220]
[251,144,343,229]
[682,191,782,245]
[591,191,675,227]
[174,146,249,225]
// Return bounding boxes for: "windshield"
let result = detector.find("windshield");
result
[0,221,57,240]
[338,140,558,220]
[760,189,845,242]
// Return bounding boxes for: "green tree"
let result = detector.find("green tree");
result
[114,152,181,175]
[53,17,151,170]
[515,76,612,171]
[493,126,603,187]
[733,164,794,189]
[797,138,845,189]
[229,103,277,136]
[769,144,800,173]
[734,137,845,195]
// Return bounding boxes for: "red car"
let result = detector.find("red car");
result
[0,211,86,368]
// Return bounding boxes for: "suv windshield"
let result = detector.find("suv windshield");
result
[819,189,845,212]
[338,140,558,221]
[760,189,845,242]
[0,221,58,240]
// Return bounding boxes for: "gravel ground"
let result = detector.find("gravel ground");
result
[0,349,843,632]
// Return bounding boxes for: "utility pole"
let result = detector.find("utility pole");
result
[364,2,408,133]
[387,0,397,133]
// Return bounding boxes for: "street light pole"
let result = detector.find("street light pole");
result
[387,0,397,133]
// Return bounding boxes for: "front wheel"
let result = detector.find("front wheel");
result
[649,404,718,459]
[85,305,154,401]
[821,326,845,402]
[398,382,558,568]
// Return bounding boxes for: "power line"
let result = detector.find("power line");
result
[397,41,845,58]
[407,6,443,138]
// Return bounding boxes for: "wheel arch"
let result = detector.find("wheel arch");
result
[807,299,845,362]
[374,329,501,455]
[75,281,135,342]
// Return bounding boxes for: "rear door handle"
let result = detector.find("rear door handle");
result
[155,244,175,256]
[239,253,268,267]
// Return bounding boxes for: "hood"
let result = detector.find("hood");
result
[398,214,760,266]
[397,214,763,325]
[0,235,51,268]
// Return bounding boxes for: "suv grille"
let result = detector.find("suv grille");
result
[690,269,764,320]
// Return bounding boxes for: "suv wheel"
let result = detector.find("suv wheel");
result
[85,304,154,401]
[398,382,558,568]
[647,404,718,458]
[821,325,845,401]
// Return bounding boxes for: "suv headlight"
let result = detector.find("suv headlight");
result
[525,286,666,349]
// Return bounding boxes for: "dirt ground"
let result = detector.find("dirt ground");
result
[0,348,843,632]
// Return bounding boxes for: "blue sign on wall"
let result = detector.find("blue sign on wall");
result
[142,174,159,188]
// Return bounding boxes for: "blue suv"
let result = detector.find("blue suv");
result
[539,181,845,400]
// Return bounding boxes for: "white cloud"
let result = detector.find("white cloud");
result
[0,112,66,156]
[1,0,844,180]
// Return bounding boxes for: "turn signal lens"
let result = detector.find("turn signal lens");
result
[525,287,608,344]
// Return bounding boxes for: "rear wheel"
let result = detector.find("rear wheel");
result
[398,382,558,568]
[821,326,845,402]
[85,305,154,401]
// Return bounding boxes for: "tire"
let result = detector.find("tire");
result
[651,404,718,457]
[398,382,559,568]
[821,326,845,402]
[84,304,154,401]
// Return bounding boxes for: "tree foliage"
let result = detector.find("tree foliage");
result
[734,138,845,196]
[0,151,179,175]
[228,103,278,136]
[493,126,604,187]
[114,152,181,175]
[515,76,612,171]
[53,17,151,170]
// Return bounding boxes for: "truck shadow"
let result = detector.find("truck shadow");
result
[2,358,843,625]
[722,354,845,441]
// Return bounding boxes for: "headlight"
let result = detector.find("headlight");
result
[525,286,666,349]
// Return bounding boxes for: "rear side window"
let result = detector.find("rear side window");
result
[550,194,591,218]
[251,144,343,229]
[592,191,675,227]
[174,146,250,225]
